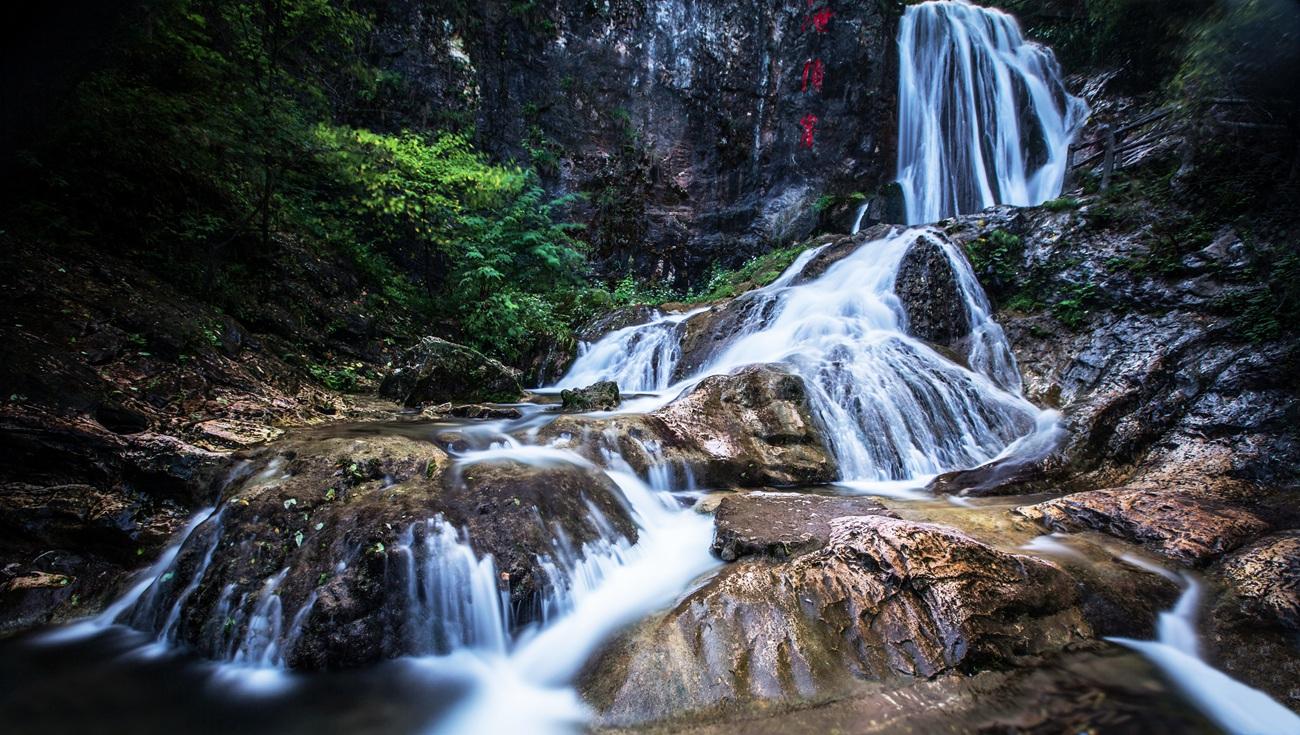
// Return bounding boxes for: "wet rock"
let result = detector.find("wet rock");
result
[711,492,895,561]
[1219,531,1300,632]
[142,434,636,670]
[447,404,523,420]
[378,337,522,407]
[1206,531,1300,709]
[792,225,893,284]
[582,515,1089,725]
[559,381,620,412]
[576,305,662,342]
[1016,486,1270,565]
[542,365,836,488]
[894,234,971,350]
[193,419,284,449]
[672,297,773,380]
[373,0,898,286]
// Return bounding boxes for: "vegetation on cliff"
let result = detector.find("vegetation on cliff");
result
[3,0,602,372]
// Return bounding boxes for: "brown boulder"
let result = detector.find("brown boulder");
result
[379,337,522,407]
[120,432,636,670]
[1220,531,1300,632]
[541,365,837,488]
[1016,486,1270,565]
[582,515,1089,726]
[893,234,971,350]
[711,492,895,561]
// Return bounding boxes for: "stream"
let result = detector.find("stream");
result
[3,3,1297,734]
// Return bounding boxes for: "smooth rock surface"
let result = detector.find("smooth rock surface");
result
[542,365,837,488]
[710,492,895,561]
[379,337,522,407]
[583,515,1089,726]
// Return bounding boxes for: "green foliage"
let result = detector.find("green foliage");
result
[307,361,364,392]
[316,126,591,363]
[964,229,1022,286]
[8,0,600,372]
[813,192,866,214]
[690,244,811,303]
[1177,0,1300,110]
[1042,197,1081,212]
[1051,282,1100,330]
[611,275,678,306]
[1213,244,1300,343]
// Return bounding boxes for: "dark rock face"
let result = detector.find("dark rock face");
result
[711,492,895,561]
[132,433,637,670]
[1219,531,1300,633]
[0,414,226,631]
[1016,486,1271,566]
[582,515,1089,726]
[542,364,837,488]
[379,337,523,407]
[560,380,620,412]
[894,233,970,350]
[369,0,899,285]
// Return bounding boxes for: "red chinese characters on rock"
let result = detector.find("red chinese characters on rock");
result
[801,59,825,93]
[800,114,818,149]
[798,0,831,151]
[802,0,833,33]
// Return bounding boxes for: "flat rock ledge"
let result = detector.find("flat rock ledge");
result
[1016,485,1271,565]
[710,492,896,561]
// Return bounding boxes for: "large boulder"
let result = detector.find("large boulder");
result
[1016,485,1270,565]
[379,337,522,407]
[581,515,1089,726]
[710,492,895,561]
[560,381,620,412]
[893,234,971,351]
[1219,531,1300,633]
[1206,531,1300,711]
[541,365,837,488]
[123,433,636,670]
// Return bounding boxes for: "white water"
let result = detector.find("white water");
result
[1110,573,1300,735]
[896,0,1088,224]
[559,226,1045,483]
[27,3,1189,733]
[422,454,719,735]
[555,308,706,392]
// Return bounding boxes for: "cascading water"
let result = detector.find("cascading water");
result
[29,4,1291,733]
[555,308,705,392]
[558,225,1044,484]
[895,0,1088,224]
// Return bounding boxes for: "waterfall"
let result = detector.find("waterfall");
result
[556,308,705,392]
[556,226,1043,483]
[895,0,1088,224]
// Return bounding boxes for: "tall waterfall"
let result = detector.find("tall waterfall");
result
[895,0,1088,224]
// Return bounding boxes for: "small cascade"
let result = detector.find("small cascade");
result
[557,226,1042,482]
[392,517,510,656]
[557,308,705,392]
[895,0,1088,224]
[1109,571,1300,734]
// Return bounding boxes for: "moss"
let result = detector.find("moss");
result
[1042,197,1081,212]
[1051,282,1101,330]
[689,244,813,303]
